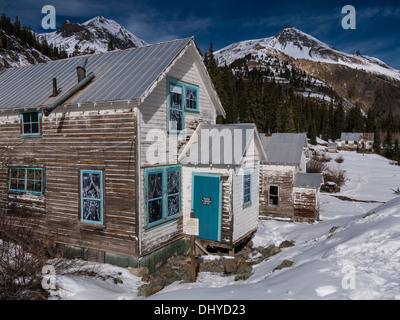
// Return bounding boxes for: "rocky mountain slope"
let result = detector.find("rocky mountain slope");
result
[0,29,50,71]
[215,26,400,118]
[38,16,147,56]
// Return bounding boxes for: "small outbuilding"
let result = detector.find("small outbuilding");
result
[258,133,323,221]
[293,173,324,220]
[179,123,267,254]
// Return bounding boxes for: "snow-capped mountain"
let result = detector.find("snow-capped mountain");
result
[39,16,147,56]
[215,26,400,117]
[215,26,400,81]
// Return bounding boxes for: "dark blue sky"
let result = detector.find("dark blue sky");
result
[2,0,400,69]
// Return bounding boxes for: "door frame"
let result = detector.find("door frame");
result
[191,172,222,242]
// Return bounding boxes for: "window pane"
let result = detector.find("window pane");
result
[170,85,183,111]
[167,169,179,195]
[270,196,279,206]
[23,124,31,134]
[23,113,31,123]
[148,199,163,224]
[10,179,17,190]
[82,172,101,199]
[18,179,25,191]
[35,181,42,193]
[148,172,162,200]
[27,169,35,180]
[35,169,42,181]
[270,186,279,196]
[244,194,251,204]
[31,123,39,134]
[30,112,39,123]
[170,109,183,131]
[82,199,102,222]
[186,89,197,110]
[18,168,25,179]
[27,180,35,192]
[167,195,180,217]
[10,168,18,179]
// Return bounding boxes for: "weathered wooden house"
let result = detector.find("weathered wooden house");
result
[258,133,323,221]
[0,37,265,267]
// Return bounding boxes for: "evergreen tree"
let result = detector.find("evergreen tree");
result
[107,39,115,51]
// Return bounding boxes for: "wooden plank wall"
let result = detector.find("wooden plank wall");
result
[0,106,138,257]
[293,187,318,220]
[259,164,295,219]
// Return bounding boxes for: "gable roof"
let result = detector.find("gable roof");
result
[259,133,308,165]
[0,37,225,116]
[294,173,324,188]
[340,132,363,141]
[179,123,267,165]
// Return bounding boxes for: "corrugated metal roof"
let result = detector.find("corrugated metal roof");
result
[294,173,323,188]
[180,123,266,165]
[259,133,307,165]
[0,38,192,110]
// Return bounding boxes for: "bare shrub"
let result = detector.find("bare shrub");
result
[307,158,327,173]
[335,155,344,164]
[323,167,347,187]
[0,208,95,300]
[318,153,332,163]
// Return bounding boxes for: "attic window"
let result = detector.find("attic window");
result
[21,110,41,136]
[167,78,199,133]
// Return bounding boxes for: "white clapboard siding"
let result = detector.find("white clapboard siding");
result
[137,42,220,255]
[232,162,259,243]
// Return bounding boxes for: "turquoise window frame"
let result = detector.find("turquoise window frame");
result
[8,166,44,196]
[184,83,199,113]
[243,170,252,207]
[80,170,104,225]
[20,109,41,136]
[145,164,182,229]
[167,77,199,134]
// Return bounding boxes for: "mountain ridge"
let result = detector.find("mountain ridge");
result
[38,16,147,56]
[214,26,400,118]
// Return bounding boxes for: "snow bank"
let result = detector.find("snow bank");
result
[50,151,400,300]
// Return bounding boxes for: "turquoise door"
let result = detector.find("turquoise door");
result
[192,174,222,242]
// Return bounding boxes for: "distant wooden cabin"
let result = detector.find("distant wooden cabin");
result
[336,133,374,151]
[258,133,323,221]
[327,142,338,153]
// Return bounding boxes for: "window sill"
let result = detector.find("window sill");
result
[242,202,252,209]
[185,109,199,114]
[7,191,44,198]
[79,222,105,231]
[21,135,42,138]
[145,216,181,231]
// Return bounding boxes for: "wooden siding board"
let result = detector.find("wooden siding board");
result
[0,108,138,258]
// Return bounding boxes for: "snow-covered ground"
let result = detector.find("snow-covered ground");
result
[53,149,400,300]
